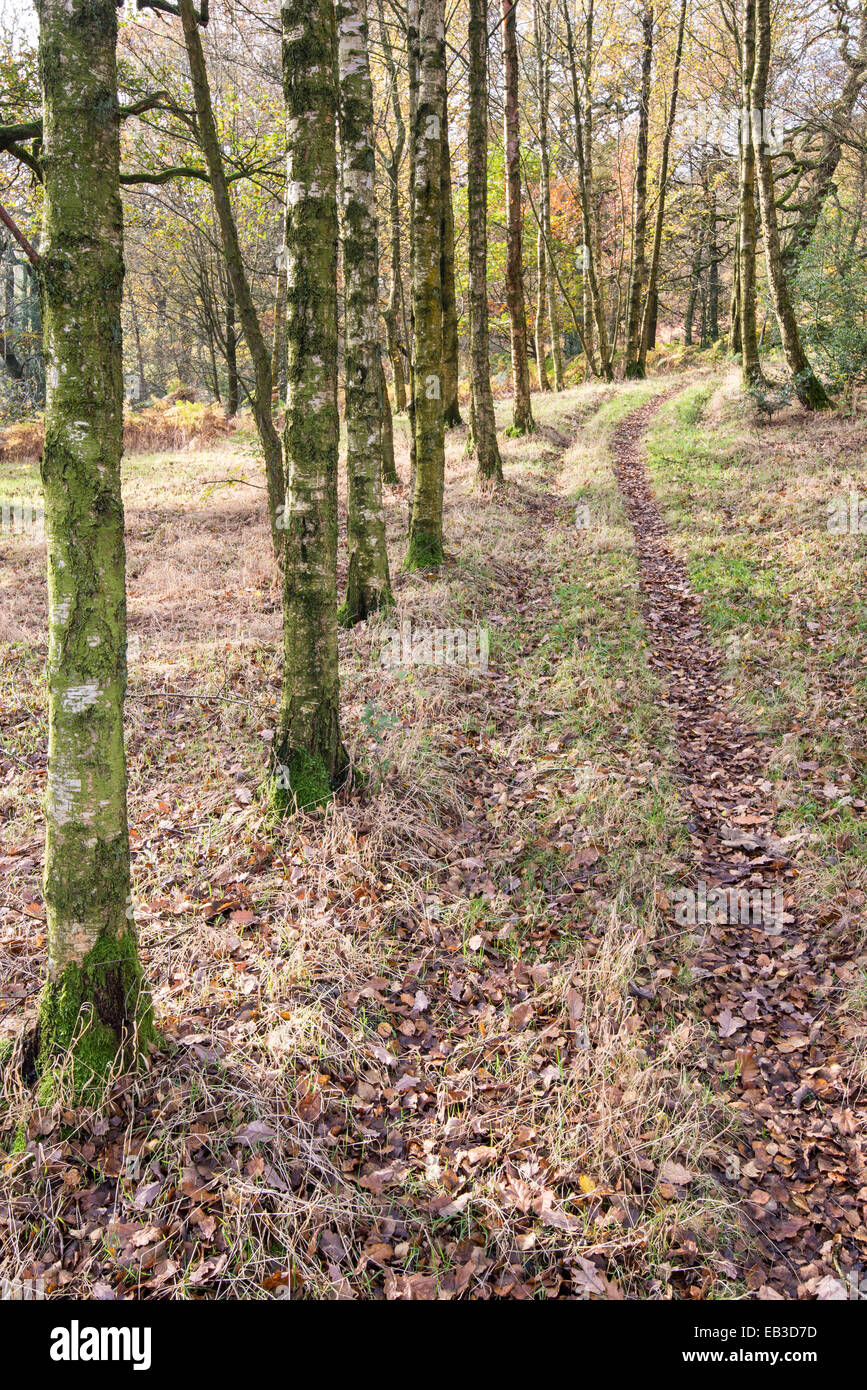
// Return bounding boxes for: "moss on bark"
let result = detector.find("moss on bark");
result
[38,927,153,1101]
[336,0,394,625]
[36,0,152,1100]
[275,0,348,808]
[406,0,447,570]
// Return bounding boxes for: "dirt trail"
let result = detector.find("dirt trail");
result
[612,398,866,1299]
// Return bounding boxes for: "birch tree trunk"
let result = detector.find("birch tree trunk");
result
[441,83,462,427]
[623,0,653,378]
[750,0,830,409]
[501,0,535,433]
[274,0,348,808]
[738,0,764,386]
[406,0,446,569]
[467,0,503,480]
[37,0,152,1096]
[337,0,394,624]
[534,0,563,390]
[376,0,408,414]
[638,0,687,373]
[406,0,419,511]
[535,227,550,390]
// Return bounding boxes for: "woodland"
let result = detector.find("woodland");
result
[0,0,865,1313]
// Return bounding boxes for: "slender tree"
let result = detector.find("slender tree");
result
[36,0,152,1095]
[406,0,446,568]
[274,0,348,806]
[563,0,614,378]
[441,81,463,426]
[535,226,550,390]
[623,0,654,378]
[376,0,408,412]
[336,0,394,623]
[467,0,503,481]
[533,0,563,390]
[638,0,687,373]
[179,0,284,556]
[501,0,535,432]
[738,0,765,386]
[751,0,830,408]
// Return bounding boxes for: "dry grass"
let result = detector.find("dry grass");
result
[0,397,236,465]
[0,381,737,1299]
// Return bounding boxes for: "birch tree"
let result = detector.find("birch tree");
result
[406,0,446,569]
[623,0,653,378]
[637,0,687,374]
[441,82,462,427]
[376,0,408,413]
[36,0,152,1095]
[274,0,348,806]
[737,0,765,386]
[467,0,503,481]
[533,0,563,391]
[501,0,535,432]
[750,0,831,408]
[337,0,394,624]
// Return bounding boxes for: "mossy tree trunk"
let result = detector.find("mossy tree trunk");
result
[376,0,408,414]
[501,0,534,434]
[467,0,503,482]
[738,0,764,387]
[533,0,563,392]
[750,0,831,409]
[440,82,462,428]
[535,227,550,391]
[37,0,152,1098]
[623,0,653,379]
[405,0,446,569]
[638,0,686,374]
[336,0,393,625]
[406,0,420,513]
[274,0,348,808]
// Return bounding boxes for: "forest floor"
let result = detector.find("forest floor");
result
[0,367,865,1300]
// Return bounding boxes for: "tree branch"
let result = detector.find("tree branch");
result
[0,203,40,267]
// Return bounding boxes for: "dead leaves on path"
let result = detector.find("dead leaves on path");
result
[612,400,867,1299]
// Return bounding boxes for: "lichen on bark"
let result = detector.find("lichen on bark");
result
[275,0,348,807]
[336,0,394,625]
[405,0,446,570]
[36,0,152,1098]
[466,0,503,482]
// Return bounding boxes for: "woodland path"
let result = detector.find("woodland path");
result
[613,398,867,1300]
